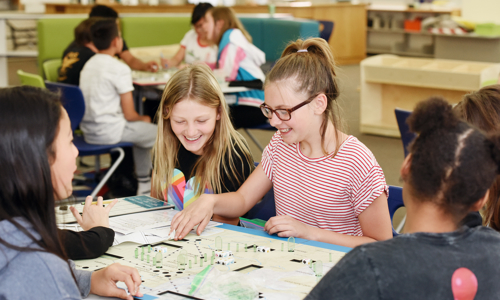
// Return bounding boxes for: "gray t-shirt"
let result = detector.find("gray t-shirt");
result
[80,53,134,145]
[306,226,500,300]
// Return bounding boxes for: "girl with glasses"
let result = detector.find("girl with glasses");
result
[170,38,393,248]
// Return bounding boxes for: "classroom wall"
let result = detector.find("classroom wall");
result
[462,0,500,23]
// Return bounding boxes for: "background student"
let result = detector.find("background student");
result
[80,19,157,196]
[58,17,100,85]
[0,86,142,300]
[161,3,217,69]
[204,6,269,129]
[151,64,254,225]
[306,97,500,300]
[88,4,158,72]
[169,38,393,248]
[454,85,500,230]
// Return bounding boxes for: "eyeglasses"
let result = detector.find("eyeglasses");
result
[260,94,318,121]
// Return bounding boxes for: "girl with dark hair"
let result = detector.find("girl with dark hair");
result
[454,85,500,230]
[305,97,500,299]
[161,3,217,69]
[0,86,142,300]
[169,38,393,248]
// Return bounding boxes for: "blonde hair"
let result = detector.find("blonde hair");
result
[265,38,344,156]
[209,6,252,45]
[152,64,254,199]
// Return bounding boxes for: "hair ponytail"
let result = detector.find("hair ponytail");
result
[406,97,500,223]
[407,97,458,135]
[266,38,343,156]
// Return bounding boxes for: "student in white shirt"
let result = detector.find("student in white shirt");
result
[79,19,157,195]
[161,3,217,69]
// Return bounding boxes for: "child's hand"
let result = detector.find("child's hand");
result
[146,61,159,72]
[90,263,143,300]
[264,215,310,239]
[70,196,117,231]
[169,194,216,240]
[160,57,170,69]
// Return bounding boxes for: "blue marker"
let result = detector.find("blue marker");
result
[160,52,168,69]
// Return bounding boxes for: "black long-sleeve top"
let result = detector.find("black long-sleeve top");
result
[59,227,115,260]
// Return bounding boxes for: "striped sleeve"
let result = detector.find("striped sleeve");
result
[350,154,388,217]
[261,132,280,182]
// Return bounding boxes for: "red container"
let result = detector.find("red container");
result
[404,19,422,31]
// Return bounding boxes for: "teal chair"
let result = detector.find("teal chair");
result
[17,70,45,88]
[43,58,62,82]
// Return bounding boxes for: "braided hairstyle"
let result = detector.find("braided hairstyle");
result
[407,97,500,223]
[455,85,500,229]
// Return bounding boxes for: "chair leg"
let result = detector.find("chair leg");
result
[94,155,100,173]
[244,128,265,152]
[395,214,407,233]
[90,147,125,198]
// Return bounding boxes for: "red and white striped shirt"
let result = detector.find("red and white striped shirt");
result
[261,133,388,236]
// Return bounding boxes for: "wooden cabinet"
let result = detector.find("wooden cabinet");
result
[360,54,500,137]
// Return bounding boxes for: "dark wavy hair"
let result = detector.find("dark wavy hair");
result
[0,86,68,262]
[407,97,500,223]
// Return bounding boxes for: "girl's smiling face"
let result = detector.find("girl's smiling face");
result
[170,98,220,155]
[264,80,321,145]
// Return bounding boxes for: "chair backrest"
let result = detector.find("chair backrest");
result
[37,18,85,76]
[388,185,405,236]
[318,20,334,42]
[45,82,85,132]
[243,162,276,221]
[43,59,62,82]
[395,108,416,157]
[17,70,45,88]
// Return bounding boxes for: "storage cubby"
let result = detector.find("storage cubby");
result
[360,54,500,137]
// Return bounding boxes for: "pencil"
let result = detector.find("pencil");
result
[81,199,115,205]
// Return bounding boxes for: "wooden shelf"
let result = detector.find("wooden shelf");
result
[367,28,433,36]
[360,55,500,137]
[367,48,434,58]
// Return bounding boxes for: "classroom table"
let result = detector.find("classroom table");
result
[75,200,351,300]
[132,72,252,115]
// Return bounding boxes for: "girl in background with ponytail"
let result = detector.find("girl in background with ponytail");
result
[169,38,393,248]
[203,6,268,129]
[306,97,500,300]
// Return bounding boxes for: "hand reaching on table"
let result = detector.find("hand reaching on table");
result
[169,194,216,240]
[90,263,143,300]
[264,215,311,239]
[70,196,117,231]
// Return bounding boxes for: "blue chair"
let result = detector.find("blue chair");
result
[395,108,416,157]
[243,162,276,221]
[388,185,405,236]
[45,81,133,199]
[319,21,334,42]
[243,123,276,152]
